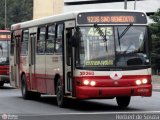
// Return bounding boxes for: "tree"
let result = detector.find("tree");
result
[150,8,160,54]
[0,0,5,29]
[150,8,160,74]
[0,0,33,29]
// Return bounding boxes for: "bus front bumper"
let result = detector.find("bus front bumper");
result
[75,85,152,99]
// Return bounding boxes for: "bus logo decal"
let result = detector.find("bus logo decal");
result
[110,72,122,80]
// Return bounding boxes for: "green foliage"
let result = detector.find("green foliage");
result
[0,0,33,29]
[150,9,160,23]
[150,8,160,54]
[0,1,5,29]
[150,8,160,74]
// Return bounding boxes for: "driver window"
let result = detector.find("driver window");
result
[138,32,145,52]
[55,24,63,54]
[46,25,55,54]
[37,27,46,54]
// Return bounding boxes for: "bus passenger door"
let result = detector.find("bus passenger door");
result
[29,34,37,90]
[64,21,75,96]
[10,36,20,88]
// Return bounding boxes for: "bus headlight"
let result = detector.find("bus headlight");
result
[142,79,148,84]
[136,80,141,85]
[90,81,96,86]
[83,80,89,85]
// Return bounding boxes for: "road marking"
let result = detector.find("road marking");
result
[13,111,160,116]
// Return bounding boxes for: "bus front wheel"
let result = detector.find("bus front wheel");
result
[116,96,131,108]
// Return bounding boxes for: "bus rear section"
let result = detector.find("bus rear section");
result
[0,30,10,87]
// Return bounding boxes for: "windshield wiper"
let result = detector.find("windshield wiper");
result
[118,23,133,40]
[94,24,107,42]
[117,23,134,54]
[117,27,121,50]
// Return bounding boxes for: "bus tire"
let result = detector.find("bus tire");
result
[0,82,4,87]
[116,96,131,108]
[56,79,66,107]
[21,74,32,99]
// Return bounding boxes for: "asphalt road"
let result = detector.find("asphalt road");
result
[0,84,160,120]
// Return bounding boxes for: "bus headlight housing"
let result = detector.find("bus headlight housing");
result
[142,79,148,84]
[83,80,89,85]
[136,80,141,85]
[90,81,96,86]
[83,80,96,86]
[136,78,148,86]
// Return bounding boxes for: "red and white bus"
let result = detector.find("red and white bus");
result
[10,10,152,108]
[0,30,10,87]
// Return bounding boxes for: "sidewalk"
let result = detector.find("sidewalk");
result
[152,75,160,91]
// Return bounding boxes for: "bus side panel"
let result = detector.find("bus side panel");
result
[35,55,47,93]
[20,55,31,90]
[45,55,55,95]
[45,54,63,95]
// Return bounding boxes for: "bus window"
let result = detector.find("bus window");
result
[37,27,46,54]
[10,32,15,56]
[55,24,63,54]
[66,29,73,66]
[21,29,29,55]
[115,26,149,66]
[76,26,115,67]
[46,25,55,54]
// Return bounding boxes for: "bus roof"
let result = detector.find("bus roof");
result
[11,12,77,30]
[0,30,10,33]
[11,9,147,30]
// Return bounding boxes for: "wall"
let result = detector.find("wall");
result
[33,0,64,19]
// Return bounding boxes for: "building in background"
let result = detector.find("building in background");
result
[64,0,159,13]
[33,0,63,19]
[33,0,160,23]
[64,0,160,23]
[33,0,159,20]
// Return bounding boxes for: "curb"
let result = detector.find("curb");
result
[152,84,160,91]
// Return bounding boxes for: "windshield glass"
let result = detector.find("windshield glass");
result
[0,40,10,65]
[76,26,149,68]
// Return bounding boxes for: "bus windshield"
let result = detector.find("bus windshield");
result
[0,40,10,65]
[76,26,150,68]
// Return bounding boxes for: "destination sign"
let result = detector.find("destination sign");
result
[87,16,135,23]
[0,34,11,39]
[77,12,147,24]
